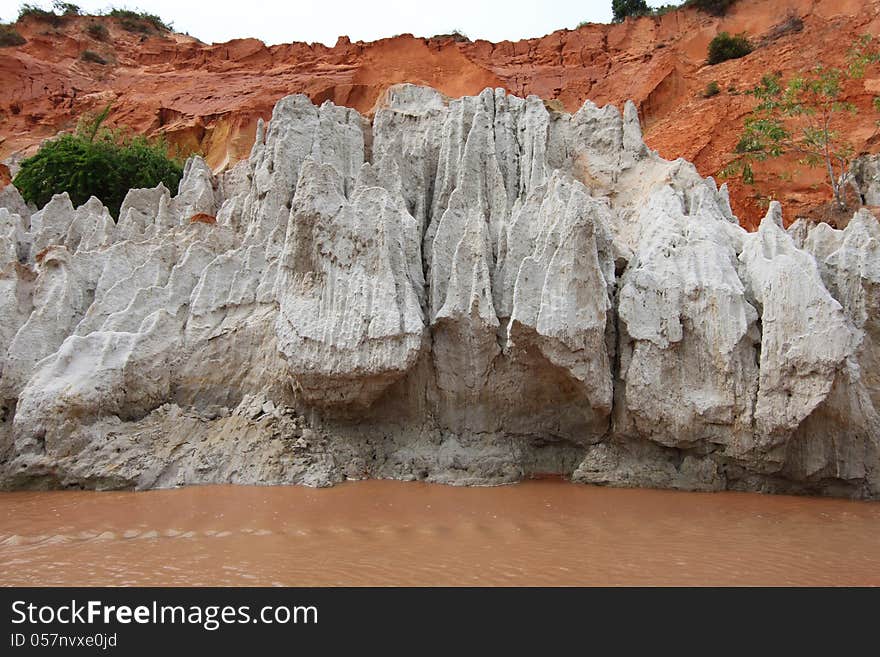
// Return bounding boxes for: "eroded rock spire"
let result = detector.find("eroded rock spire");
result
[0,85,877,498]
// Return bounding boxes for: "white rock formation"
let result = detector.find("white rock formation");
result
[0,85,877,498]
[506,174,615,420]
[275,160,425,407]
[614,185,759,454]
[849,154,880,207]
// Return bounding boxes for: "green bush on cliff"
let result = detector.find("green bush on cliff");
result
[707,32,752,65]
[53,2,82,15]
[12,106,183,219]
[607,0,679,22]
[0,24,26,46]
[17,4,62,24]
[430,29,469,42]
[16,2,80,25]
[79,49,107,64]
[684,0,738,16]
[86,21,108,40]
[611,0,650,22]
[108,8,171,33]
[703,80,721,97]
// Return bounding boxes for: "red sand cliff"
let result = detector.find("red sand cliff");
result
[1,0,879,228]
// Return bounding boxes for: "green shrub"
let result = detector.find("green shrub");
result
[79,49,107,64]
[707,32,752,65]
[600,0,711,24]
[430,30,469,42]
[108,8,171,33]
[53,1,81,15]
[652,4,680,16]
[703,80,721,97]
[86,21,108,40]
[612,0,650,22]
[12,106,183,219]
[0,24,26,46]
[16,2,80,26]
[115,17,149,34]
[17,3,62,24]
[685,0,738,16]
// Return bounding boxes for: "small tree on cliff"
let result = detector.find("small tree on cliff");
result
[612,0,650,22]
[13,105,183,219]
[724,36,880,209]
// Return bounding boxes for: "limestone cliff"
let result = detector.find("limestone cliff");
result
[0,87,878,498]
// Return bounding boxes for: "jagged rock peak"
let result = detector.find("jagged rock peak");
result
[0,87,877,499]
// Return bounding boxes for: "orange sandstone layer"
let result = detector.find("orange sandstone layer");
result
[1,0,878,228]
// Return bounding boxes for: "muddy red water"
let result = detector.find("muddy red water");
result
[1,481,879,586]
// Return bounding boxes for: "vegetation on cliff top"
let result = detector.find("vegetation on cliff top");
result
[13,106,183,219]
[430,29,470,42]
[14,2,171,32]
[18,1,80,23]
[684,0,737,16]
[610,0,738,22]
[609,0,679,22]
[107,8,172,33]
[611,0,650,22]
[18,3,66,24]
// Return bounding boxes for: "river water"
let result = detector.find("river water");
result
[1,481,878,586]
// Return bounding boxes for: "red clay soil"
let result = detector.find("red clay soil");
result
[189,212,216,225]
[1,0,879,228]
